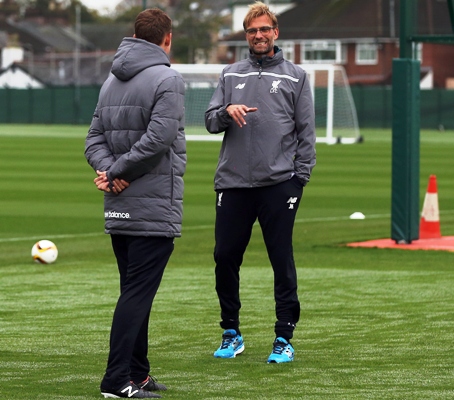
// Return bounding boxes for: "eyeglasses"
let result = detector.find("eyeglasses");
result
[245,26,276,36]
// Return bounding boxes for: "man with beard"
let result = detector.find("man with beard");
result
[205,1,316,364]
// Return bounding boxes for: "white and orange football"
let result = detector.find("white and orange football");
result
[31,240,58,264]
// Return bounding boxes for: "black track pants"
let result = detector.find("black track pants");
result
[214,176,303,340]
[101,235,174,390]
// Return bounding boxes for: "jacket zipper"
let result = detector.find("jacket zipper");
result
[249,63,262,186]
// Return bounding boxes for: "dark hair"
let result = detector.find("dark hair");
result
[135,8,172,45]
[243,1,278,31]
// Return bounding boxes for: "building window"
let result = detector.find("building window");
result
[356,43,378,65]
[281,42,294,62]
[302,41,346,64]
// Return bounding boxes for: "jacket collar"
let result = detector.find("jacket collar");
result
[248,46,283,68]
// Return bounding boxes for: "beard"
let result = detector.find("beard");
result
[250,40,274,56]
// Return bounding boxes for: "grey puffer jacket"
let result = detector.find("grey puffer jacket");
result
[85,38,186,237]
[205,48,316,190]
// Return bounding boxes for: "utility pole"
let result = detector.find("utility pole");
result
[74,4,81,123]
[142,0,147,10]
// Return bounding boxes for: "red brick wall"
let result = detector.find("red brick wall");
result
[422,44,454,88]
[344,42,399,85]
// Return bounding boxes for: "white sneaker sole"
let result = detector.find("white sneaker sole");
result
[233,344,245,357]
[101,393,120,398]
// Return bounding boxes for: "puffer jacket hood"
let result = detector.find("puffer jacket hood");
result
[111,37,171,82]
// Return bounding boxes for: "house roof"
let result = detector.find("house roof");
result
[277,0,394,40]
[81,23,134,51]
[15,21,95,52]
[0,17,94,53]
[0,62,46,88]
[12,52,114,86]
[0,17,49,52]
[225,0,454,42]
[0,16,134,54]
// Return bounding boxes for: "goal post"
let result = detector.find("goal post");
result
[171,63,361,144]
[301,64,361,144]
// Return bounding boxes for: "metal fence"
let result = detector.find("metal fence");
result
[351,86,454,130]
[0,86,453,130]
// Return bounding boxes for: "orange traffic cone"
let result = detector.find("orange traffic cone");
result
[419,175,441,239]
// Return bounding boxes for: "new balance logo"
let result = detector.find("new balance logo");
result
[235,83,246,89]
[287,197,298,209]
[105,211,131,219]
[121,385,139,398]
[270,80,281,93]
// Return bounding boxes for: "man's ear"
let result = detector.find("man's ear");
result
[164,32,172,47]
[161,32,172,54]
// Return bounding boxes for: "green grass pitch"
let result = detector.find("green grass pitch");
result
[0,124,453,399]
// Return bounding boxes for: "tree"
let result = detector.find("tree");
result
[111,0,225,63]
[1,0,106,23]
[66,0,104,23]
[114,6,143,23]
[0,0,21,15]
[171,0,224,63]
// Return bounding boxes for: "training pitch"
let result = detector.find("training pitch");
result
[0,124,453,399]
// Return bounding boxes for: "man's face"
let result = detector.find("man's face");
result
[245,15,279,57]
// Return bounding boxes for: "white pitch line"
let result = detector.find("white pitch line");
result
[0,232,103,243]
[0,214,390,243]
[186,135,223,141]
[3,211,453,243]
[295,213,390,223]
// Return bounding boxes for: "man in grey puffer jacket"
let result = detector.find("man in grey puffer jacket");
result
[85,8,185,399]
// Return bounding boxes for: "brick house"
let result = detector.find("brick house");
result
[220,0,454,88]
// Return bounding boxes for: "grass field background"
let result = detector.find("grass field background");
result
[0,124,453,399]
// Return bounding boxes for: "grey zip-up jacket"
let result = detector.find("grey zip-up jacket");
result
[85,38,186,237]
[205,48,316,190]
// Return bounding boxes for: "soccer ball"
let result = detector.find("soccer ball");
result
[31,240,58,264]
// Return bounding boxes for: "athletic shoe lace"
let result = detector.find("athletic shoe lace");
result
[220,334,236,349]
[272,342,285,354]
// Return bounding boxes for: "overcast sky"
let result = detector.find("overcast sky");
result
[79,0,121,14]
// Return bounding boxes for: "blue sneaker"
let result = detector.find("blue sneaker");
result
[267,337,294,363]
[213,329,245,358]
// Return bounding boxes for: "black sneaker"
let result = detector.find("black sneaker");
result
[101,381,162,398]
[137,375,167,391]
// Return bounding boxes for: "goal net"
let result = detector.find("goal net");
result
[171,63,361,144]
[302,64,361,144]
